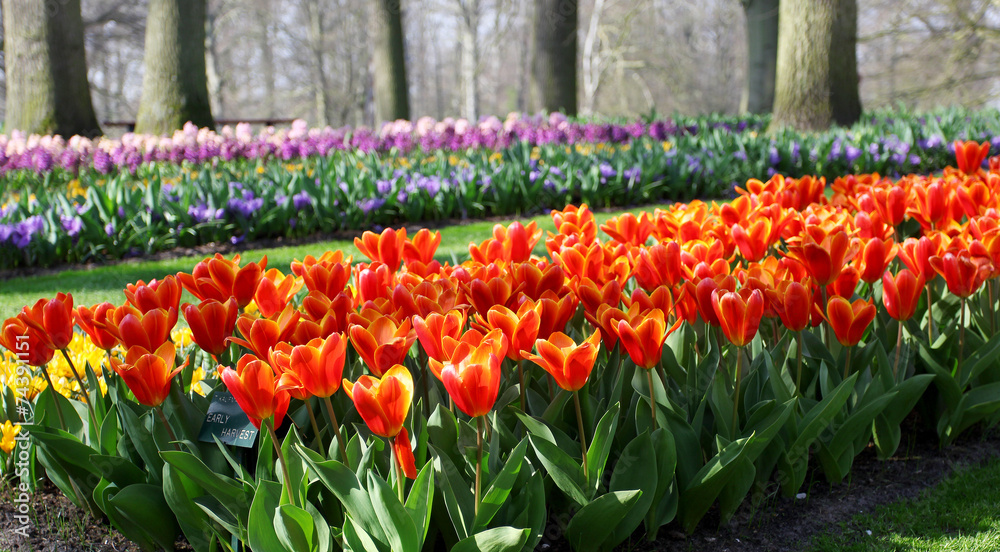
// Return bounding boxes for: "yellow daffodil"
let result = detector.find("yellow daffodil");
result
[1,421,21,454]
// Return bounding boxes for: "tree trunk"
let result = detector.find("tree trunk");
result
[135,0,214,134]
[769,0,835,132]
[259,0,275,118]
[829,0,861,126]
[205,7,224,118]
[308,0,329,126]
[459,0,479,121]
[740,0,779,114]
[532,0,578,115]
[3,0,101,137]
[372,0,409,122]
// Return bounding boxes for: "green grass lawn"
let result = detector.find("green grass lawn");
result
[808,456,1000,552]
[0,204,673,318]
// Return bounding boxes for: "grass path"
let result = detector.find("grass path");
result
[808,456,1000,551]
[0,203,672,318]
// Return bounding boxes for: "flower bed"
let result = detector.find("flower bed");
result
[2,108,1000,270]
[1,141,999,551]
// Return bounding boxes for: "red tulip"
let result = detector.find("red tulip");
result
[928,250,992,298]
[882,269,925,321]
[228,305,300,359]
[183,299,239,357]
[74,302,118,351]
[954,140,989,175]
[856,237,898,284]
[439,338,503,418]
[711,289,765,348]
[479,303,540,362]
[767,280,813,332]
[824,297,877,347]
[292,251,353,298]
[19,293,74,350]
[0,317,55,367]
[393,428,417,480]
[784,230,860,286]
[103,305,176,352]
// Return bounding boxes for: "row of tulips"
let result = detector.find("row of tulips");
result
[3,142,1000,551]
[3,107,1000,270]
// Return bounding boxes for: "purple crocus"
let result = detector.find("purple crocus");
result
[60,215,83,238]
[357,197,386,214]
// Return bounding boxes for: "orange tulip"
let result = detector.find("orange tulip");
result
[413,310,468,362]
[0,317,55,367]
[767,280,813,332]
[711,289,764,348]
[103,305,176,352]
[521,330,601,392]
[177,253,267,308]
[479,303,540,362]
[600,212,653,246]
[403,228,442,265]
[124,275,182,314]
[19,293,74,350]
[438,339,503,418]
[577,278,622,323]
[692,274,737,327]
[254,269,303,318]
[463,275,517,316]
[355,227,407,271]
[355,262,395,305]
[269,333,347,398]
[954,140,989,175]
[882,269,925,321]
[630,241,683,290]
[731,217,774,262]
[74,302,118,351]
[183,298,239,357]
[342,364,413,438]
[228,305,299,359]
[826,266,860,299]
[348,313,416,377]
[301,290,353,334]
[856,237,898,284]
[529,293,578,341]
[615,306,670,369]
[427,328,509,380]
[110,342,184,408]
[897,235,942,281]
[784,230,860,287]
[469,221,541,264]
[220,354,294,429]
[928,250,992,298]
[292,251,353,298]
[511,262,568,302]
[824,297,877,347]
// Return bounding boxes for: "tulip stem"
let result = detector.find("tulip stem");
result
[843,346,853,380]
[391,439,405,503]
[926,284,935,343]
[573,391,589,485]
[420,349,430,419]
[732,347,743,437]
[475,416,484,517]
[518,359,526,412]
[156,406,181,451]
[39,364,67,428]
[989,282,996,337]
[821,288,832,350]
[60,349,99,434]
[646,368,657,430]
[893,322,903,379]
[265,418,297,508]
[795,331,804,396]
[305,400,323,451]
[957,298,967,384]
[322,396,350,465]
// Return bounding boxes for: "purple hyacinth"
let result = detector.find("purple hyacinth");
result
[357,197,386,214]
[292,190,313,210]
[188,203,225,223]
[60,215,83,238]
